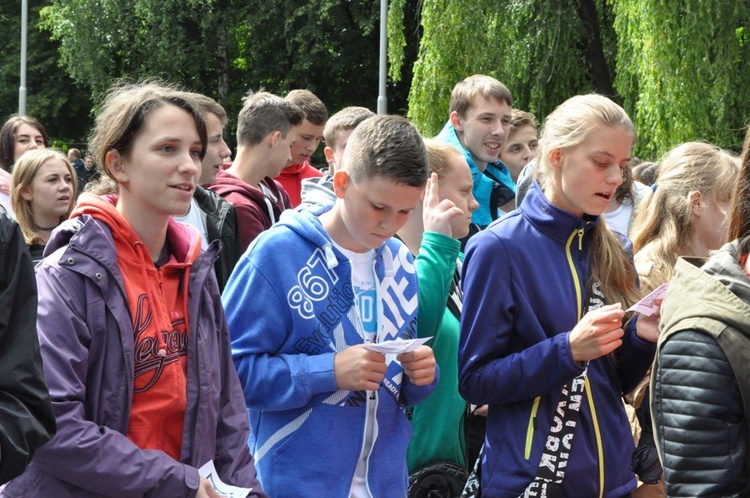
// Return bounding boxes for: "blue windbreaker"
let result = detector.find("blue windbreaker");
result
[223,203,437,498]
[458,181,655,498]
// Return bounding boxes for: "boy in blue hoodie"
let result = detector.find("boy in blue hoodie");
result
[223,114,438,498]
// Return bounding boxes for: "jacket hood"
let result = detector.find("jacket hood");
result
[61,193,201,266]
[299,175,336,209]
[209,169,269,206]
[660,238,750,343]
[275,203,395,276]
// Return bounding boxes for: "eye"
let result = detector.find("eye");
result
[480,117,492,123]
[509,145,521,153]
[529,141,539,151]
[190,149,202,158]
[160,145,174,153]
[502,119,511,126]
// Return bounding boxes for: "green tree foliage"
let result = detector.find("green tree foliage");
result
[392,0,750,156]
[0,0,90,145]
[390,0,619,138]
[35,0,420,150]
[613,0,750,157]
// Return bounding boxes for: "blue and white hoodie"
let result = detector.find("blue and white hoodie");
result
[222,203,438,498]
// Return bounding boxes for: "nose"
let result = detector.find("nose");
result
[220,140,231,160]
[609,165,624,187]
[468,195,479,212]
[180,152,200,177]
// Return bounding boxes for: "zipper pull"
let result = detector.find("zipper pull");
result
[578,229,584,261]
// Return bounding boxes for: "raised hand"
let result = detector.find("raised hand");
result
[422,173,464,237]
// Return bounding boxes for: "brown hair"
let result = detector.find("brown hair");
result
[236,90,304,147]
[345,115,429,188]
[0,115,50,171]
[88,81,208,183]
[323,106,375,148]
[285,89,328,126]
[449,75,513,117]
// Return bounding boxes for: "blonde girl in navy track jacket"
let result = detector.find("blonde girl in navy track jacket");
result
[458,94,660,498]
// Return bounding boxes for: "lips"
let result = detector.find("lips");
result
[596,192,612,200]
[170,183,195,193]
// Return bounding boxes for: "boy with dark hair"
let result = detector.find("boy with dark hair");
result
[208,91,303,251]
[299,106,375,208]
[436,74,516,228]
[274,89,329,207]
[223,115,438,498]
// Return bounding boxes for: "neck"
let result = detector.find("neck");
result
[115,200,169,262]
[32,213,60,231]
[229,147,268,188]
[396,206,424,256]
[684,237,712,259]
[320,204,368,253]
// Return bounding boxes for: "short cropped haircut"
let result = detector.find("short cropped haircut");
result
[181,92,228,126]
[423,139,465,183]
[0,115,50,171]
[323,107,375,148]
[449,74,513,118]
[88,81,208,181]
[68,148,81,159]
[344,115,429,188]
[236,91,304,147]
[285,89,328,126]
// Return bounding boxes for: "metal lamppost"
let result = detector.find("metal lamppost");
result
[19,0,28,115]
[377,0,387,115]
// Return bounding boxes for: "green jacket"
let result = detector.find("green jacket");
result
[407,231,465,471]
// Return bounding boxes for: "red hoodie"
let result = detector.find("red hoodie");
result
[274,161,323,208]
[208,168,291,251]
[73,193,201,461]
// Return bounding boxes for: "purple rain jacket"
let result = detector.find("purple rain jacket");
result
[2,214,266,498]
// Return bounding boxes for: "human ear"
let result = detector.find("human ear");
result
[689,190,704,216]
[449,111,463,132]
[549,148,564,170]
[332,170,350,199]
[106,150,128,183]
[21,187,32,202]
[269,131,281,148]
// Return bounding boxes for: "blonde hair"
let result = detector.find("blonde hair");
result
[536,94,640,307]
[424,139,465,183]
[11,149,76,246]
[632,142,739,289]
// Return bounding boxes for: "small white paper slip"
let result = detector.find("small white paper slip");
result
[627,282,669,316]
[361,336,432,355]
[198,460,253,498]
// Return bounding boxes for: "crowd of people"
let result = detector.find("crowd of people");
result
[0,73,747,498]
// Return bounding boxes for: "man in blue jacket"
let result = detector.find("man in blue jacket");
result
[436,74,516,230]
[223,115,438,498]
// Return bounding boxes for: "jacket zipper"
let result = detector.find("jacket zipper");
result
[566,227,604,498]
[524,396,541,459]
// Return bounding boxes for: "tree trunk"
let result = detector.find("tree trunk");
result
[577,0,616,98]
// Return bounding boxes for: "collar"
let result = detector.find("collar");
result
[519,180,598,244]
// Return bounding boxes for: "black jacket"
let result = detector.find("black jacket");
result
[0,212,56,483]
[194,186,242,291]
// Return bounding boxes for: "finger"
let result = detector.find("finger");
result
[424,173,439,208]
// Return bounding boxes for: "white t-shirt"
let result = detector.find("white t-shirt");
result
[174,197,208,250]
[333,242,378,498]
